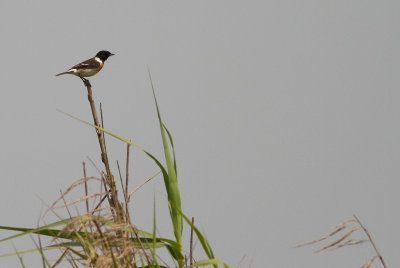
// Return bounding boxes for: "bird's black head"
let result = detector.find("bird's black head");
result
[96,50,115,62]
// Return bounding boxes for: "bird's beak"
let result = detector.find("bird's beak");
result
[110,53,115,56]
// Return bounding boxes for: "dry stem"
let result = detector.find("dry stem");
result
[82,78,123,222]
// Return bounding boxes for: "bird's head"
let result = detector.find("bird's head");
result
[96,50,115,62]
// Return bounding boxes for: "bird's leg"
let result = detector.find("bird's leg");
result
[80,76,91,87]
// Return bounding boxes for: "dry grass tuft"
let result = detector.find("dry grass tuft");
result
[44,174,159,267]
[296,215,387,268]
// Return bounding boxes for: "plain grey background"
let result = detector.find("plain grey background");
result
[0,1,399,267]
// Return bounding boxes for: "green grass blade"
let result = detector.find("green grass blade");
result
[181,209,214,258]
[0,244,62,258]
[163,123,177,175]
[151,194,161,268]
[12,245,26,268]
[52,249,68,268]
[30,237,52,268]
[0,218,74,242]
[0,215,115,242]
[148,71,182,249]
[57,109,142,150]
[191,258,230,267]
[168,203,223,268]
[165,244,184,263]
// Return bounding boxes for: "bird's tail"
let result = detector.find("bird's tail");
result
[55,71,72,76]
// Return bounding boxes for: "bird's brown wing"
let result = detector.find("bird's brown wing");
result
[70,58,101,70]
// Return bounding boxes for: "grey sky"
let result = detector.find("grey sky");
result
[0,1,399,267]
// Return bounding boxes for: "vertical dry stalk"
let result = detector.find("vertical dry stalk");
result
[83,161,89,214]
[82,79,123,222]
[125,144,131,222]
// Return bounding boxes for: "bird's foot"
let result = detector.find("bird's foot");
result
[80,77,91,87]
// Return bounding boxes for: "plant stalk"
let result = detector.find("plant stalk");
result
[82,78,123,221]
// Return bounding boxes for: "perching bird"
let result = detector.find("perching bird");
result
[56,50,114,80]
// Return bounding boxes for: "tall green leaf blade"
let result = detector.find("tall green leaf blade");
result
[148,72,183,248]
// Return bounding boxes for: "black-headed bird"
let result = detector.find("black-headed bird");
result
[56,50,114,81]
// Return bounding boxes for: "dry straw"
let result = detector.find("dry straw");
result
[296,215,387,268]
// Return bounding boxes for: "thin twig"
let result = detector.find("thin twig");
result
[100,103,111,176]
[94,194,109,212]
[93,219,116,265]
[128,171,161,199]
[60,190,73,219]
[87,156,112,211]
[354,215,387,268]
[100,103,105,140]
[117,160,126,198]
[124,145,132,225]
[125,144,131,210]
[133,230,152,265]
[83,162,89,214]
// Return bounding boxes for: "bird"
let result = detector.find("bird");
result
[56,50,114,81]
